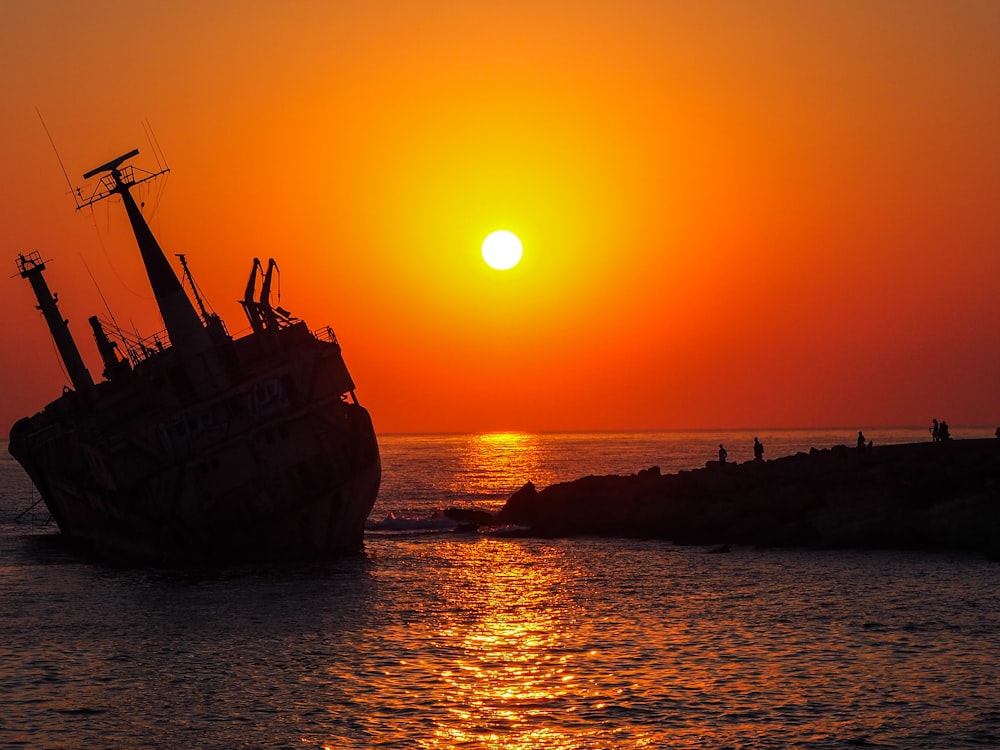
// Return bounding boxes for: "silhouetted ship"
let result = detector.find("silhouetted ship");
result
[8,150,380,563]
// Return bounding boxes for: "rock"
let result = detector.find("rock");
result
[498,481,538,525]
[442,506,498,526]
[496,439,1000,553]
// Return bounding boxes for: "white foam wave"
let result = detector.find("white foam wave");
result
[365,511,458,533]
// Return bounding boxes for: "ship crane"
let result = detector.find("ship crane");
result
[240,257,298,333]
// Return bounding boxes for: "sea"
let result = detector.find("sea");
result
[2,427,998,749]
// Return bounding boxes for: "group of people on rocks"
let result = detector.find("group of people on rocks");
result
[718,437,765,464]
[717,430,873,465]
[714,420,990,466]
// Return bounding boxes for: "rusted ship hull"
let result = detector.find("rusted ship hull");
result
[10,427,380,563]
[10,318,381,563]
[9,330,381,563]
[12,461,380,563]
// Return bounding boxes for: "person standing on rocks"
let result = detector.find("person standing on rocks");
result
[718,444,728,464]
[857,431,866,450]
[753,437,764,462]
[930,419,940,442]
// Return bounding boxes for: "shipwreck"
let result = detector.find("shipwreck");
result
[9,149,380,563]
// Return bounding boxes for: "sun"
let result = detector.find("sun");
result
[481,230,523,270]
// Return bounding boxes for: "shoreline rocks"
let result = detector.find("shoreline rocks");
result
[490,439,1000,555]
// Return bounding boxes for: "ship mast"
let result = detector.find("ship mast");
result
[16,252,95,395]
[78,150,210,355]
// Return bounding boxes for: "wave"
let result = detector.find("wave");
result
[364,510,530,538]
[365,511,459,534]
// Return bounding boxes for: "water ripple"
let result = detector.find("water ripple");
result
[1,530,998,748]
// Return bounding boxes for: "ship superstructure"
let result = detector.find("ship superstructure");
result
[8,150,380,562]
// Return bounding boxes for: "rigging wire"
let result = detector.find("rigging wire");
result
[143,120,169,172]
[138,167,169,224]
[35,107,77,206]
[79,252,127,341]
[14,493,50,524]
[143,120,163,172]
[44,317,72,387]
[86,208,153,302]
[183,263,217,316]
[139,120,170,221]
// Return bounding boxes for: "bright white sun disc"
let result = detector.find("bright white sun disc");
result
[481,230,523,270]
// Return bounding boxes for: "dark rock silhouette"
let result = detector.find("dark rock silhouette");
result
[443,506,500,527]
[492,439,1000,556]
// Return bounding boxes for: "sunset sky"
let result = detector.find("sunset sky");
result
[1,1,998,434]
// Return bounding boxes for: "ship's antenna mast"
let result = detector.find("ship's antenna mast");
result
[77,149,167,209]
[75,150,210,355]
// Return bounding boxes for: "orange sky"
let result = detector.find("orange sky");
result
[1,1,999,434]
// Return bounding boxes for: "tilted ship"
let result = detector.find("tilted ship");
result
[8,149,380,563]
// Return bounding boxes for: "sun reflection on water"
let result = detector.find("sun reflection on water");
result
[421,540,603,749]
[448,432,556,501]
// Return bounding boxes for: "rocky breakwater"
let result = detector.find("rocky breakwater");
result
[496,439,1000,554]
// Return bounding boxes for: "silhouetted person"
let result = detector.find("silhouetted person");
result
[938,421,951,441]
[930,419,939,442]
[718,444,728,464]
[857,431,866,450]
[753,437,764,461]
[995,427,999,440]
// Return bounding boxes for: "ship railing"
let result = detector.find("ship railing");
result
[86,164,162,206]
[312,325,339,345]
[14,250,45,274]
[94,315,173,365]
[123,327,173,365]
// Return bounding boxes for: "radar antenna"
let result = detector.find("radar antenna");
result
[77,149,169,210]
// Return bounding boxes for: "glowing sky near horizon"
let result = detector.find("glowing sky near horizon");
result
[1,1,998,434]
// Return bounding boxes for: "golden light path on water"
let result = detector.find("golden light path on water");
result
[447,432,556,500]
[423,539,636,749]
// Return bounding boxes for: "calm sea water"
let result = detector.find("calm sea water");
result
[2,428,998,749]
